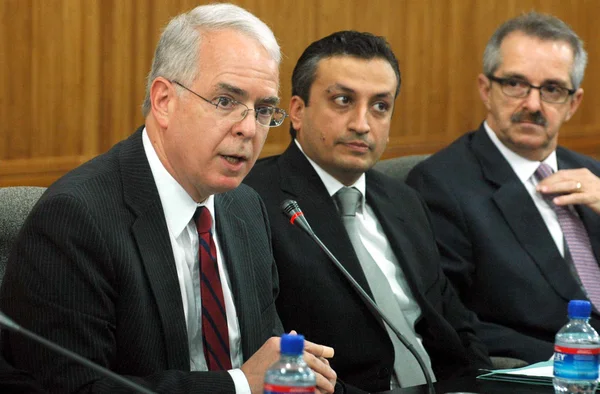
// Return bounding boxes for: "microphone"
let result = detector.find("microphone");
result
[0,311,155,394]
[281,199,436,394]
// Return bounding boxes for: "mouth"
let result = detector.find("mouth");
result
[343,140,371,152]
[220,154,248,170]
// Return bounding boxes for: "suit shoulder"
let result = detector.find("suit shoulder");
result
[244,155,281,192]
[367,169,421,199]
[43,141,125,205]
[408,131,479,181]
[557,146,600,174]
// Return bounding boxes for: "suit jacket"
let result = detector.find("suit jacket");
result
[406,124,600,363]
[0,128,283,393]
[244,143,491,393]
[0,355,45,394]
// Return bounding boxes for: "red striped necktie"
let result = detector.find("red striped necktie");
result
[535,163,600,310]
[194,207,232,371]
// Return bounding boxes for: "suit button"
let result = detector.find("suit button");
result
[378,367,390,379]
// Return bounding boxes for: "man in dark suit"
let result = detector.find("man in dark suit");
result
[0,4,335,394]
[244,31,491,393]
[406,12,600,363]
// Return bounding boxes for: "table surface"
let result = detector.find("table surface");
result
[381,377,555,394]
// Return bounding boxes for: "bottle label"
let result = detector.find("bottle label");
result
[554,345,600,380]
[264,383,316,393]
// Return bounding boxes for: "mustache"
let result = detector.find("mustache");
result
[511,110,547,127]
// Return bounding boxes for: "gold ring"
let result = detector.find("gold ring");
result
[576,182,582,191]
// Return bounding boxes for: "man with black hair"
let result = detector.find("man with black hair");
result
[244,30,491,393]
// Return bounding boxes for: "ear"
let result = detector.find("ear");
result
[150,77,174,129]
[289,95,306,135]
[477,73,492,110]
[565,88,584,121]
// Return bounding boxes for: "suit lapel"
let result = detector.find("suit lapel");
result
[278,144,375,300]
[471,127,583,301]
[120,128,189,370]
[214,193,261,360]
[365,173,425,293]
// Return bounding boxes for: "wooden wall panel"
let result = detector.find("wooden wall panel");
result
[1,0,599,187]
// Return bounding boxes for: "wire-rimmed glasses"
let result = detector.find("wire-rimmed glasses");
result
[172,80,287,127]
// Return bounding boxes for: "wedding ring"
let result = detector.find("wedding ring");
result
[576,181,582,191]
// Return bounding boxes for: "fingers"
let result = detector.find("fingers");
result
[304,339,335,359]
[314,372,336,394]
[536,168,600,211]
[285,332,337,393]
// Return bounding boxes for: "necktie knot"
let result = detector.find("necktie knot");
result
[194,207,212,234]
[334,187,362,217]
[535,162,554,181]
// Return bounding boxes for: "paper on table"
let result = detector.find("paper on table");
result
[477,360,554,386]
[501,361,554,377]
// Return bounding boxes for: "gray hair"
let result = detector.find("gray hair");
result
[141,3,280,117]
[483,11,587,89]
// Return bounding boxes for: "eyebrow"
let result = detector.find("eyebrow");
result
[326,83,394,99]
[217,82,280,106]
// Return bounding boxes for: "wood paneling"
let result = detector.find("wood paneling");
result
[1,0,599,186]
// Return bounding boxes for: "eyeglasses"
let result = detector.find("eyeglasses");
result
[172,80,287,127]
[486,75,576,104]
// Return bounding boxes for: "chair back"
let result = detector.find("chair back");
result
[0,187,46,286]
[373,154,431,182]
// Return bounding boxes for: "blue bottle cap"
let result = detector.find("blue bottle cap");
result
[568,300,592,319]
[280,334,305,355]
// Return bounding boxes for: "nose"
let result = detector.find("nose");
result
[522,87,543,112]
[232,109,258,139]
[348,105,371,134]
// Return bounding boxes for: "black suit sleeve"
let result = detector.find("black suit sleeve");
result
[411,191,492,376]
[0,194,235,393]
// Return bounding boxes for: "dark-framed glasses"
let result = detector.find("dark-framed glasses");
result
[487,75,576,104]
[171,80,287,127]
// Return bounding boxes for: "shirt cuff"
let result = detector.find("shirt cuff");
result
[228,368,251,394]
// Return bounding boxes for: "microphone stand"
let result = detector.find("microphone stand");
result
[0,312,156,394]
[282,200,435,394]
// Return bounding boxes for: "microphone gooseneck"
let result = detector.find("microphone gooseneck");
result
[281,200,436,394]
[0,311,156,394]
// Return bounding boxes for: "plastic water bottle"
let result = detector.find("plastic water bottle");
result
[553,300,600,394]
[264,334,316,394]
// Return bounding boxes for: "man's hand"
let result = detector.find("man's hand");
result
[537,168,600,214]
[241,334,336,394]
[304,337,336,394]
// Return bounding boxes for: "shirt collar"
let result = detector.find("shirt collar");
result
[294,139,367,211]
[142,128,216,237]
[483,121,558,182]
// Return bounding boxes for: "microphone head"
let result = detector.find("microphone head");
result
[280,199,313,234]
[281,199,301,218]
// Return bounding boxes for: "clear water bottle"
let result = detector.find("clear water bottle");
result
[264,334,316,394]
[553,300,600,394]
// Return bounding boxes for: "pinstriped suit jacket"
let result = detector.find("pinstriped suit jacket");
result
[0,127,283,393]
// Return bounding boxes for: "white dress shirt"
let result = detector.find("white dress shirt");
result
[484,122,564,256]
[294,140,428,354]
[143,129,249,393]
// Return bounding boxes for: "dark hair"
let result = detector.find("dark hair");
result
[483,11,587,89]
[289,30,401,138]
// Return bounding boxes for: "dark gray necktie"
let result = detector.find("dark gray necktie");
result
[334,186,435,387]
[535,163,600,309]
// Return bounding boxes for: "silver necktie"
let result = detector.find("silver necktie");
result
[334,186,435,387]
